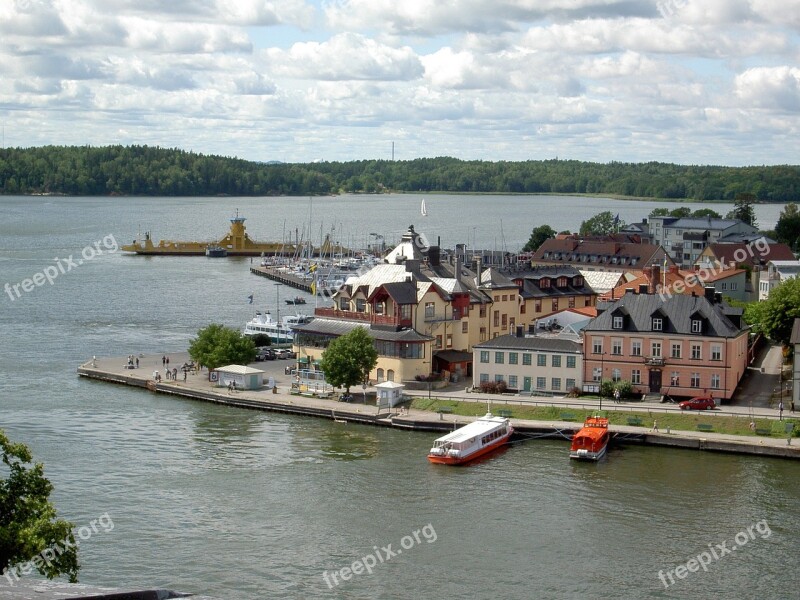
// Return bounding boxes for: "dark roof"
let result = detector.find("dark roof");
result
[499,265,596,299]
[791,318,800,345]
[584,292,746,338]
[374,281,418,304]
[707,242,795,268]
[667,217,756,231]
[475,334,582,354]
[531,237,667,269]
[292,318,432,341]
[434,350,473,362]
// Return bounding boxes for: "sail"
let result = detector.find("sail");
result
[421,198,428,217]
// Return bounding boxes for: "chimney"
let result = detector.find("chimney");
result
[429,245,441,267]
[714,292,722,304]
[476,256,482,283]
[704,286,715,302]
[405,259,420,275]
[516,325,524,338]
[638,284,649,295]
[651,265,661,288]
[694,264,700,272]
[454,252,462,284]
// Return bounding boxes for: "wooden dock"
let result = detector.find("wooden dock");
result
[250,266,313,292]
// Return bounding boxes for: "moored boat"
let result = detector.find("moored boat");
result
[205,245,227,257]
[243,311,313,344]
[569,414,610,461]
[427,412,513,465]
[285,296,307,305]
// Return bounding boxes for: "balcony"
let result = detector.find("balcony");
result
[644,356,666,367]
[314,307,400,327]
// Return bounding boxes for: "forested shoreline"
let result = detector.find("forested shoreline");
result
[0,145,798,201]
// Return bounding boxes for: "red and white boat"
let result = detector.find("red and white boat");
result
[569,414,610,461]
[427,412,513,465]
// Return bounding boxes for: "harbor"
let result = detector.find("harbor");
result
[77,352,800,460]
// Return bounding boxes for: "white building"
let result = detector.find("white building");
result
[759,260,800,300]
[649,216,759,268]
[473,330,583,395]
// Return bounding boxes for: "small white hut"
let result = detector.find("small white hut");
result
[375,381,405,408]
[214,365,265,390]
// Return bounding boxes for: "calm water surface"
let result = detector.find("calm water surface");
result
[0,195,797,599]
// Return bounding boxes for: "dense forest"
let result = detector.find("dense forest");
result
[0,145,798,201]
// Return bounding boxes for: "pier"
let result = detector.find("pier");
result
[77,353,800,460]
[250,265,313,292]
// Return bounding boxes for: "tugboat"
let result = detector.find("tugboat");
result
[285,296,307,305]
[569,414,610,461]
[427,412,513,465]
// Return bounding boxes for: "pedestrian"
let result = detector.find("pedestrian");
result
[183,370,187,382]
[652,420,659,432]
[614,389,620,404]
[173,367,178,380]
[232,380,237,392]
[162,355,166,367]
[227,381,232,394]
[166,356,170,367]
[135,357,139,368]
[779,400,784,421]
[153,370,158,381]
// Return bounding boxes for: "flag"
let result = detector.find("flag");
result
[309,263,318,273]
[310,281,316,296]
[247,294,254,304]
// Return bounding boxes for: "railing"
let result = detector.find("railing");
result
[314,307,400,326]
[644,356,666,366]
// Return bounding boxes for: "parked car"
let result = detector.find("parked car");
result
[256,348,276,361]
[274,348,290,359]
[679,396,716,410]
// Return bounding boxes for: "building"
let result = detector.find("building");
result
[759,260,800,300]
[649,216,759,268]
[791,318,800,410]
[582,289,749,401]
[473,330,583,394]
[531,235,671,274]
[604,264,748,303]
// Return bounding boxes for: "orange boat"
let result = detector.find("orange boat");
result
[427,412,513,465]
[569,414,610,461]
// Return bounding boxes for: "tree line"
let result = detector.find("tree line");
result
[1,145,798,200]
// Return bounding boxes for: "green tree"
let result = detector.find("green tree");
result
[319,327,378,394]
[726,193,758,227]
[746,277,800,345]
[0,430,79,582]
[668,207,691,217]
[691,208,722,218]
[522,224,556,252]
[775,203,800,250]
[649,208,669,217]
[579,211,623,236]
[188,324,257,370]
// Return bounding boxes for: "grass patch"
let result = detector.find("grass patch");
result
[410,398,799,438]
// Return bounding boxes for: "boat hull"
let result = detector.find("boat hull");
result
[569,442,608,461]
[427,433,511,465]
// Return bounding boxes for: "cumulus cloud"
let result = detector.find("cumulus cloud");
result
[735,66,800,111]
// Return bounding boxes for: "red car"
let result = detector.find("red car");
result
[679,396,716,410]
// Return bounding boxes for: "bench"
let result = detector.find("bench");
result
[627,417,643,427]
[754,428,772,436]
[437,406,454,414]
[771,421,795,436]
[696,423,713,432]
[497,409,513,418]
[560,412,577,422]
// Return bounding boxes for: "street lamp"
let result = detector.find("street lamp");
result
[599,352,606,411]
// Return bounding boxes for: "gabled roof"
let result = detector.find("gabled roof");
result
[372,281,418,305]
[479,267,518,289]
[584,292,746,338]
[660,216,756,232]
[532,237,668,269]
[475,334,582,354]
[293,319,432,342]
[579,269,626,294]
[705,242,794,268]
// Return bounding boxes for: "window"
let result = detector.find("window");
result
[691,319,702,333]
[374,302,384,315]
[652,317,663,331]
[520,303,526,314]
[592,367,602,382]
[480,305,487,318]
[552,355,562,368]
[651,342,662,358]
[552,299,559,311]
[537,354,547,367]
[670,372,680,386]
[480,327,487,341]
[495,352,504,364]
[400,304,412,320]
[593,339,603,354]
[671,343,682,359]
[540,278,551,288]
[502,294,508,302]
[691,344,701,360]
[509,375,518,389]
[377,368,384,382]
[480,351,489,363]
[509,352,519,365]
[690,372,701,388]
[446,334,453,348]
[612,368,621,382]
[566,378,576,390]
[480,373,489,383]
[730,283,737,291]
[535,300,542,312]
[568,297,576,309]
[711,374,721,389]
[339,298,349,311]
[435,335,442,349]
[566,356,576,369]
[387,369,395,382]
[501,314,507,329]
[711,345,722,361]
[720,283,727,291]
[612,316,623,329]
[631,369,641,384]
[523,353,532,366]
[631,340,642,357]
[493,311,500,327]
[552,378,561,390]
[536,377,546,390]
[462,321,468,333]
[356,298,366,312]
[495,374,504,383]
[612,340,622,355]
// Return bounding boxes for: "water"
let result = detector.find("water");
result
[0,195,797,599]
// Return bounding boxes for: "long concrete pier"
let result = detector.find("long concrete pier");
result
[77,353,800,460]
[249,266,313,292]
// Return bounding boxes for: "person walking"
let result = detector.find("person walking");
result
[135,357,139,368]
[779,400,784,421]
[162,355,166,367]
[614,389,620,404]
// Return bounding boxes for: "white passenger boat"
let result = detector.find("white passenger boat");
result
[427,412,513,465]
[243,311,313,344]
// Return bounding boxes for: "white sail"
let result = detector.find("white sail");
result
[421,198,428,217]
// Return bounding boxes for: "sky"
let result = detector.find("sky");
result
[1,0,799,166]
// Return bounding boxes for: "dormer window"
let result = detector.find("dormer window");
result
[557,277,568,287]
[574,277,583,286]
[540,278,551,288]
[652,317,663,331]
[691,319,702,333]
[612,316,623,329]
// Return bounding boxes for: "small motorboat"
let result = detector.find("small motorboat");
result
[285,296,307,305]
[569,414,610,461]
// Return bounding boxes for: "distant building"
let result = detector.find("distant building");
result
[696,241,795,300]
[582,288,749,401]
[649,216,759,268]
[604,264,748,303]
[759,260,800,300]
[530,235,671,274]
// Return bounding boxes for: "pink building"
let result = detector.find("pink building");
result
[582,288,749,401]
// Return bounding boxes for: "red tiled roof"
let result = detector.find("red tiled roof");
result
[532,237,670,269]
[706,242,795,268]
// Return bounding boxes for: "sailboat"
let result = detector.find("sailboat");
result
[420,198,428,217]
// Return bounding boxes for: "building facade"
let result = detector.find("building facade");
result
[649,216,759,268]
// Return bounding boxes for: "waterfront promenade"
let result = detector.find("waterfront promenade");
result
[78,353,800,460]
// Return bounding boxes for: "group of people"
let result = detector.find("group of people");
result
[227,380,238,393]
[125,355,139,369]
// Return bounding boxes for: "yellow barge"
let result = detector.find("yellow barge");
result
[122,211,296,256]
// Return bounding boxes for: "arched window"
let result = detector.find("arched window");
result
[387,369,395,382]
[376,368,384,383]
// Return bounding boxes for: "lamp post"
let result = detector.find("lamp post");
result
[599,352,606,411]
